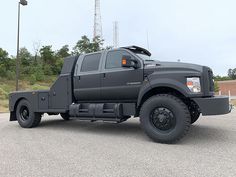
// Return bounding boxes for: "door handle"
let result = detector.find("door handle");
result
[103,73,106,78]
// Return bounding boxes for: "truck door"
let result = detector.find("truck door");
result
[73,53,102,101]
[101,49,143,101]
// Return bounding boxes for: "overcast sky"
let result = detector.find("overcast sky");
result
[1,0,236,76]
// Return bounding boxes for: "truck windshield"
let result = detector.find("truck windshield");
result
[136,53,155,61]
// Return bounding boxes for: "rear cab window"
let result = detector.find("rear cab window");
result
[80,53,101,72]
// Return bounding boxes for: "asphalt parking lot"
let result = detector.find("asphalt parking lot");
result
[0,110,235,177]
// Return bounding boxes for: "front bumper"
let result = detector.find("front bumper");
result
[192,96,231,116]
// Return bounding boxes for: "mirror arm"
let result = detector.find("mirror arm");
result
[132,59,140,69]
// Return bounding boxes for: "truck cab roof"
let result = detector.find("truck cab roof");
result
[121,46,152,57]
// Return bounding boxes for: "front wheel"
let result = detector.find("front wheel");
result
[189,102,201,124]
[16,99,42,128]
[60,112,70,121]
[140,94,191,144]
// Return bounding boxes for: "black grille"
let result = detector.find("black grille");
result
[208,69,214,92]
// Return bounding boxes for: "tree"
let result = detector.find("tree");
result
[39,45,64,75]
[0,48,9,63]
[19,47,32,66]
[228,68,236,80]
[72,35,104,55]
[0,35,111,79]
[40,46,55,65]
[0,48,9,77]
[32,41,41,62]
[39,46,55,75]
[91,36,104,52]
[214,75,231,81]
[0,48,15,79]
[18,47,34,75]
[57,45,70,58]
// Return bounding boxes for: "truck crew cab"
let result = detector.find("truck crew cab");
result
[9,46,231,143]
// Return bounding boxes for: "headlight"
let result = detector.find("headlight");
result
[187,77,201,93]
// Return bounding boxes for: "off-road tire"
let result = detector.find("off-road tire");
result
[190,110,201,124]
[16,99,42,128]
[140,94,191,144]
[60,112,70,121]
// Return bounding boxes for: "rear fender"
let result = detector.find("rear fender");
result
[9,92,38,121]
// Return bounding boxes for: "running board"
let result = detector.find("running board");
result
[69,103,135,122]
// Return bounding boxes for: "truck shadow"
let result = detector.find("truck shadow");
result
[39,117,230,144]
[40,118,144,136]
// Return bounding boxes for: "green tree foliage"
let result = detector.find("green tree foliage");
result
[19,47,33,75]
[19,47,32,66]
[213,75,231,81]
[40,45,59,75]
[228,68,236,80]
[40,46,55,65]
[0,48,9,62]
[29,74,36,85]
[0,48,9,76]
[214,81,220,92]
[57,45,70,58]
[0,35,107,81]
[0,48,15,79]
[73,36,104,55]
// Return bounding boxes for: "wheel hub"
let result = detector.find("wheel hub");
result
[150,107,176,131]
[20,106,29,121]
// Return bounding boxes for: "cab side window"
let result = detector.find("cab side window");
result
[105,50,131,69]
[81,53,101,72]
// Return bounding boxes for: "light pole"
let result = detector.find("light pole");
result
[16,0,28,91]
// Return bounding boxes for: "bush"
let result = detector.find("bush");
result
[6,71,15,80]
[26,65,45,81]
[0,88,8,99]
[43,65,53,75]
[0,65,6,77]
[35,71,45,81]
[21,65,32,75]
[32,84,49,90]
[29,74,36,85]
[214,81,219,92]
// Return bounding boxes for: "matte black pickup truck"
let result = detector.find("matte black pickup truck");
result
[9,46,231,143]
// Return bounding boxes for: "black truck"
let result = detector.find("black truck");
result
[9,46,231,143]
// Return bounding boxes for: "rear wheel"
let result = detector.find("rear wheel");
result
[60,112,70,121]
[140,94,191,144]
[16,99,41,128]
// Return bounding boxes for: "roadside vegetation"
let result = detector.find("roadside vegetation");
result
[0,77,54,112]
[0,35,107,112]
[0,35,236,112]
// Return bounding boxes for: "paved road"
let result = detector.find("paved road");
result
[0,111,236,177]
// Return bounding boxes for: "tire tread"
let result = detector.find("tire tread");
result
[140,94,191,144]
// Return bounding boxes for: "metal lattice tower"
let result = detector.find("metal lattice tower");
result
[94,0,102,38]
[113,21,119,48]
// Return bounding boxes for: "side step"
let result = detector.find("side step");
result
[69,103,135,122]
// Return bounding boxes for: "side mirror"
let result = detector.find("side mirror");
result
[122,55,139,69]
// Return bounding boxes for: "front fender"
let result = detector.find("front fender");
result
[137,78,199,107]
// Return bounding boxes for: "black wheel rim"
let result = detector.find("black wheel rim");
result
[150,107,176,131]
[20,106,29,121]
